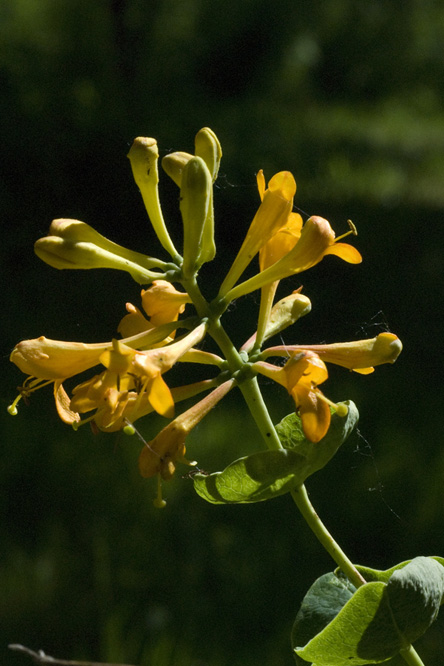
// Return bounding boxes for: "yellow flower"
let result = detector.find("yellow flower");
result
[139,379,234,491]
[255,201,304,348]
[118,280,191,340]
[10,337,110,381]
[253,332,403,442]
[9,322,208,426]
[262,332,403,374]
[219,170,297,296]
[225,216,362,302]
[254,352,332,443]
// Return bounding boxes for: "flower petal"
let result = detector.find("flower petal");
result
[324,242,362,264]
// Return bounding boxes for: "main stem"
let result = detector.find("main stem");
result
[400,646,427,666]
[184,276,426,666]
[291,483,366,588]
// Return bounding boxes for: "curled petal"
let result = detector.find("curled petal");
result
[118,303,153,338]
[259,212,303,271]
[324,242,362,264]
[293,386,331,443]
[147,375,175,418]
[54,382,80,425]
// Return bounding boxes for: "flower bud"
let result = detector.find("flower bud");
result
[161,151,193,186]
[46,219,165,269]
[180,156,213,276]
[263,292,312,341]
[34,236,160,284]
[128,137,178,258]
[194,127,222,182]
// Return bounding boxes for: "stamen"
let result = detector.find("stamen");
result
[335,219,358,242]
[316,390,349,416]
[7,377,55,415]
[72,413,96,431]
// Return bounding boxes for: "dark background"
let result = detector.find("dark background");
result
[1,1,444,664]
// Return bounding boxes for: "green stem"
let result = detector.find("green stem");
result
[291,479,427,666]
[291,483,366,588]
[237,377,283,451]
[400,645,426,666]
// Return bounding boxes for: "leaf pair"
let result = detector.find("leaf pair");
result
[292,556,444,665]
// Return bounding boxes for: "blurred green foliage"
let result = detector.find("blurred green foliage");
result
[1,0,444,664]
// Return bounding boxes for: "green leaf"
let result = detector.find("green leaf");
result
[293,557,444,666]
[291,572,356,665]
[353,556,444,586]
[276,401,359,477]
[193,401,358,505]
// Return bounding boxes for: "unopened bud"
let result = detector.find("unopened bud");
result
[161,151,193,187]
[47,219,165,269]
[264,292,312,341]
[194,127,222,182]
[128,137,178,258]
[34,236,160,284]
[180,156,213,276]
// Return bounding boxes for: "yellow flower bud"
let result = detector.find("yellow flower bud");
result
[194,127,222,182]
[34,235,160,284]
[161,151,193,186]
[179,156,213,276]
[263,292,312,342]
[47,219,165,269]
[127,137,178,259]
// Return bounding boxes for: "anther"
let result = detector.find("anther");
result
[336,219,358,242]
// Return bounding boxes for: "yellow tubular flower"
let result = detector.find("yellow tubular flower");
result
[127,137,179,259]
[8,320,207,420]
[10,337,110,381]
[219,170,297,296]
[262,332,403,374]
[138,379,234,480]
[255,211,304,348]
[225,215,362,302]
[253,352,332,442]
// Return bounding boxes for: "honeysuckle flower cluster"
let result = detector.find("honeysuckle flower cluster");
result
[8,127,402,506]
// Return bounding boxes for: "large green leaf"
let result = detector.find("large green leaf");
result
[292,557,444,666]
[193,401,358,504]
